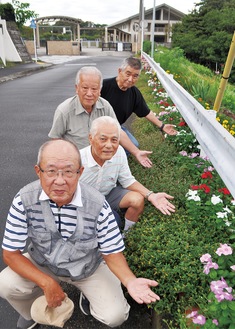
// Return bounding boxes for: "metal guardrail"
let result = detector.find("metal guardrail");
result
[143,52,235,199]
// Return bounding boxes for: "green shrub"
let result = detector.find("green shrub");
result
[124,213,230,321]
[0,3,15,21]
[143,40,151,55]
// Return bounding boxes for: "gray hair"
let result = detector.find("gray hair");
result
[120,57,142,71]
[90,116,121,139]
[37,139,82,167]
[75,66,103,89]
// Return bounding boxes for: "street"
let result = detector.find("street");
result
[0,53,151,329]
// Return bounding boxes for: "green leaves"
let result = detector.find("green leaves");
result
[12,0,38,28]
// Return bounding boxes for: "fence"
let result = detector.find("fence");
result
[142,52,235,199]
[101,42,132,52]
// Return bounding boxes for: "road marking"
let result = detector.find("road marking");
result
[64,63,97,66]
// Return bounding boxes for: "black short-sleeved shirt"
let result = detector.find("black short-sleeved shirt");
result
[101,77,150,125]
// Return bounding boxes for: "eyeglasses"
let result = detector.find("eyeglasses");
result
[38,165,80,178]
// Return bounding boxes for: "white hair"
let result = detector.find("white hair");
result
[75,66,103,89]
[90,116,121,139]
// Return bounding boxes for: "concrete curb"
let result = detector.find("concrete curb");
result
[0,63,53,84]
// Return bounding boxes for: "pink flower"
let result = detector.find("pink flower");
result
[230,265,235,271]
[186,311,206,325]
[203,261,218,274]
[192,314,206,325]
[206,166,214,172]
[215,291,233,302]
[211,278,234,302]
[216,243,233,256]
[210,278,228,293]
[186,310,198,318]
[212,319,219,325]
[200,253,212,263]
[179,150,188,156]
[189,152,199,158]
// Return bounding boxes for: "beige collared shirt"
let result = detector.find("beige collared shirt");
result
[48,95,117,149]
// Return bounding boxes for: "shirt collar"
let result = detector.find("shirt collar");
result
[39,183,83,207]
[75,96,106,115]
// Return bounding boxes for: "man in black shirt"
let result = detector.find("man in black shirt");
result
[101,57,177,150]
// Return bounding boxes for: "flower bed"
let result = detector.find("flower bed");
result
[125,66,235,328]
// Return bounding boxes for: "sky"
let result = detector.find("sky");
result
[0,0,198,25]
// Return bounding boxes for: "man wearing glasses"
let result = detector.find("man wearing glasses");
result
[0,139,160,329]
[101,56,177,152]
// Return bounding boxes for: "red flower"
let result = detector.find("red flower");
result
[179,121,187,126]
[199,184,211,193]
[218,188,230,195]
[191,185,199,190]
[191,184,210,193]
[201,172,213,179]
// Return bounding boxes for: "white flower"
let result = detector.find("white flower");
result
[225,220,232,226]
[186,190,201,201]
[211,195,223,205]
[216,212,228,219]
[223,206,232,213]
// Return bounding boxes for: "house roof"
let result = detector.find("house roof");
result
[107,3,185,28]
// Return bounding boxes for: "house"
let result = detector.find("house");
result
[105,3,185,50]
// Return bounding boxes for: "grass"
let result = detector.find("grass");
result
[152,46,235,116]
[127,71,194,211]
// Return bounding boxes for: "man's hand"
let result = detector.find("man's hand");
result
[126,278,160,304]
[43,278,66,308]
[135,150,153,168]
[148,192,175,215]
[163,124,177,136]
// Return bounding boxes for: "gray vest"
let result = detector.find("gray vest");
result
[20,180,105,280]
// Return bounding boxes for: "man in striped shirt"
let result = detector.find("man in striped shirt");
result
[0,139,159,329]
[80,116,175,233]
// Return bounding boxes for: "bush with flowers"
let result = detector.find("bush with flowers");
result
[124,63,235,328]
[185,243,235,328]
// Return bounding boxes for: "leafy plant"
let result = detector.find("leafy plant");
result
[11,0,38,29]
[185,243,235,328]
[125,61,235,327]
[124,213,230,326]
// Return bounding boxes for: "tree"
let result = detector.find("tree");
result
[172,0,235,72]
[0,3,15,21]
[11,0,38,29]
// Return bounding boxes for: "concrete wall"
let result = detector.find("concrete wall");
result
[25,40,81,55]
[24,40,35,55]
[0,18,22,64]
[47,41,80,55]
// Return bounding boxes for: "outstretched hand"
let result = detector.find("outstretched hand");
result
[126,278,160,304]
[135,150,153,168]
[163,124,178,136]
[148,192,175,215]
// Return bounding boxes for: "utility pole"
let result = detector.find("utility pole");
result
[151,0,156,58]
[139,0,144,55]
[213,32,235,112]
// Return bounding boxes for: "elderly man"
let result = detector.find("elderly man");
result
[80,116,175,233]
[48,66,153,168]
[101,56,177,149]
[0,139,160,329]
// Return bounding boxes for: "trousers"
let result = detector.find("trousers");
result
[0,253,130,328]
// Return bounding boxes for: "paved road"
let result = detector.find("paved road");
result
[0,50,152,329]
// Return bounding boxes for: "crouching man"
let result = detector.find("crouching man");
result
[80,116,175,232]
[0,139,159,329]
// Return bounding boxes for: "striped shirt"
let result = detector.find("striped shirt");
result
[80,145,136,196]
[2,183,124,255]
